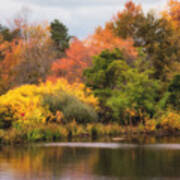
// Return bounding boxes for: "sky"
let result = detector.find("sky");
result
[0,0,168,39]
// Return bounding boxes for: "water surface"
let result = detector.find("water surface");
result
[0,137,180,180]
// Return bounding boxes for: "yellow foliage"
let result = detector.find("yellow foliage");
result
[42,79,98,108]
[0,78,98,125]
[145,119,157,132]
[160,111,180,131]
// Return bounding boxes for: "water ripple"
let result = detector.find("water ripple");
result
[39,142,180,150]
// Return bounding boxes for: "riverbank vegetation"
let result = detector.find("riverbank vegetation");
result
[0,0,180,144]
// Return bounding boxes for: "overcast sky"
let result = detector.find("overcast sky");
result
[0,0,169,38]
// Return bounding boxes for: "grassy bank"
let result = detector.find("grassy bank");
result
[0,120,180,145]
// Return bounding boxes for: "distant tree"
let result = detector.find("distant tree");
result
[86,22,137,62]
[0,23,57,90]
[0,25,20,42]
[13,24,57,85]
[163,0,180,29]
[50,19,71,52]
[48,38,95,83]
[112,0,143,39]
[0,24,20,62]
[49,22,137,83]
[111,1,176,81]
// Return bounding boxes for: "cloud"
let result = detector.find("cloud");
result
[14,0,166,8]
[0,0,167,38]
[15,0,128,7]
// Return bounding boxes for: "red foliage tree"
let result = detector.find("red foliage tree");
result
[48,38,96,82]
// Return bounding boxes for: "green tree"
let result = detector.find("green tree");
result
[107,68,159,124]
[0,25,20,42]
[84,49,159,124]
[167,74,180,110]
[50,19,71,52]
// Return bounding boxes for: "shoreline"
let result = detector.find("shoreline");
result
[0,123,180,145]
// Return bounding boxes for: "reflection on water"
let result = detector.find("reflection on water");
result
[0,137,180,180]
[42,142,138,149]
[42,142,180,150]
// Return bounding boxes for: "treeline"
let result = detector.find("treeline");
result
[0,0,180,142]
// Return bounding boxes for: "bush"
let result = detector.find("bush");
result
[145,119,157,132]
[0,78,98,126]
[43,93,98,124]
[27,129,44,142]
[0,105,15,129]
[62,98,98,124]
[26,124,68,142]
[160,111,180,132]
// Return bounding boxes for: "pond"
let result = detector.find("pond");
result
[0,136,180,180]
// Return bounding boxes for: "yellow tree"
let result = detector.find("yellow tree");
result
[162,0,180,79]
[163,0,180,28]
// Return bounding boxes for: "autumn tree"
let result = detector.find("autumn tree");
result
[162,0,180,73]
[0,21,57,93]
[0,38,23,94]
[48,38,95,82]
[14,24,57,85]
[163,0,180,28]
[112,0,143,39]
[86,22,137,62]
[111,1,176,81]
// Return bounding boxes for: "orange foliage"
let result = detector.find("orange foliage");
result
[0,22,54,88]
[114,0,142,20]
[163,0,180,28]
[50,20,137,83]
[0,39,23,82]
[49,1,138,83]
[86,1,138,60]
[86,23,137,59]
[48,38,96,82]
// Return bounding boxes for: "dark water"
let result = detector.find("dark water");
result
[0,137,180,180]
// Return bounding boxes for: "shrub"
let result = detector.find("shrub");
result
[26,124,68,142]
[27,129,44,142]
[43,93,98,124]
[160,111,180,132]
[137,123,145,133]
[0,78,98,126]
[63,99,98,124]
[0,105,15,129]
[145,119,157,132]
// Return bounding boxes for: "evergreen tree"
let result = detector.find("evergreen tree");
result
[50,19,71,52]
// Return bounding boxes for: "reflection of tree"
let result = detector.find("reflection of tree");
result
[93,147,180,179]
[0,146,96,179]
[0,141,180,179]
